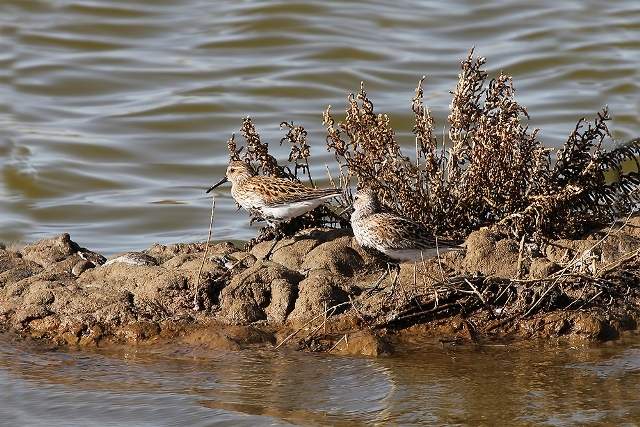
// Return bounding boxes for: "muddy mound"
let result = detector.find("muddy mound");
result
[2,221,640,355]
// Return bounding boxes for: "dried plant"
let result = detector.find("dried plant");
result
[324,83,423,228]
[280,121,314,186]
[224,50,639,245]
[324,50,640,241]
[237,116,293,179]
[226,133,241,161]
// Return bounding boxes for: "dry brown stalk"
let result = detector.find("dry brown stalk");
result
[327,334,348,352]
[324,49,640,242]
[274,301,351,350]
[193,194,216,311]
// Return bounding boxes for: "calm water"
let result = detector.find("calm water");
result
[2,334,640,426]
[1,0,639,254]
[2,1,640,425]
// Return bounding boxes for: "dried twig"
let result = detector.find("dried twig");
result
[274,301,351,350]
[194,194,216,311]
[328,334,348,352]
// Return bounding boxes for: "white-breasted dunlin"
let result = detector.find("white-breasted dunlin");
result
[207,160,341,257]
[350,187,460,262]
[207,160,341,225]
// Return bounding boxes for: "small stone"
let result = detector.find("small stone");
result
[105,252,158,267]
[77,249,107,266]
[72,260,95,276]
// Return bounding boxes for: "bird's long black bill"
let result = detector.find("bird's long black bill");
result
[206,177,228,193]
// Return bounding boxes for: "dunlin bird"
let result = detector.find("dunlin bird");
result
[350,187,460,262]
[207,160,341,226]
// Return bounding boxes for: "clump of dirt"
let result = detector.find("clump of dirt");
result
[2,221,640,356]
[219,260,302,324]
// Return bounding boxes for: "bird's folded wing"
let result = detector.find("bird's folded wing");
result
[246,177,339,206]
[374,214,460,250]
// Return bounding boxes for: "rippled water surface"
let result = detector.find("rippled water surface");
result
[0,0,639,254]
[2,3,640,424]
[2,334,640,426]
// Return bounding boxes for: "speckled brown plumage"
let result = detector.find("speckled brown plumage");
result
[238,176,341,206]
[212,160,341,224]
[351,187,460,261]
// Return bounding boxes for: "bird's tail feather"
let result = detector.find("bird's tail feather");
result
[315,188,342,199]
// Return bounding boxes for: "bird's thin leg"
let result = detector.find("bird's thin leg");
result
[387,263,400,296]
[263,221,282,260]
[264,239,278,260]
[366,266,389,295]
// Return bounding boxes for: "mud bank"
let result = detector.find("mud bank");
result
[2,222,640,356]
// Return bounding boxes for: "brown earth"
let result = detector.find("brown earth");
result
[2,221,640,357]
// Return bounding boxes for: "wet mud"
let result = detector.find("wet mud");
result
[2,221,640,356]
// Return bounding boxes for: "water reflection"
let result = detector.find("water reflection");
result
[2,335,640,425]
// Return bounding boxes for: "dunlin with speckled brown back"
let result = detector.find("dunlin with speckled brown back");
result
[207,160,341,226]
[350,187,461,261]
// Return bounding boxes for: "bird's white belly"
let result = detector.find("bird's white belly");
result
[352,220,447,261]
[380,248,440,261]
[259,200,322,220]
